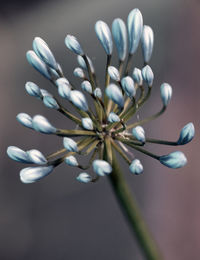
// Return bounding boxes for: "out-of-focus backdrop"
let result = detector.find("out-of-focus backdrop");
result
[1,0,199,259]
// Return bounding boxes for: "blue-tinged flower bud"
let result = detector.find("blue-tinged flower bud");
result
[92,159,112,176]
[25,82,41,98]
[159,151,187,169]
[56,77,70,86]
[77,55,95,73]
[129,159,143,175]
[20,165,54,183]
[32,115,57,134]
[95,21,113,55]
[26,50,51,79]
[121,76,136,97]
[73,67,85,79]
[141,25,154,63]
[81,81,92,94]
[127,8,143,54]
[177,123,195,145]
[65,35,84,55]
[132,126,145,143]
[65,155,78,167]
[108,66,120,82]
[27,149,47,165]
[56,78,71,99]
[69,90,89,111]
[63,137,78,152]
[40,89,53,97]
[108,112,120,123]
[16,113,33,129]
[43,96,59,110]
[32,37,58,70]
[112,18,127,61]
[132,68,143,85]
[93,88,102,98]
[7,146,32,163]
[160,83,172,107]
[76,172,92,183]
[82,118,94,130]
[106,84,124,108]
[142,65,154,86]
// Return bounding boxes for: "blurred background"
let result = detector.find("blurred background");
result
[0,0,200,259]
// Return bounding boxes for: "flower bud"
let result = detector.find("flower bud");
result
[63,137,78,152]
[177,123,195,145]
[132,68,143,85]
[65,35,84,55]
[27,149,47,165]
[127,8,143,54]
[121,76,136,97]
[69,90,89,111]
[142,65,154,86]
[26,50,50,79]
[93,88,102,98]
[40,89,53,97]
[32,115,57,134]
[7,146,31,163]
[81,118,94,130]
[106,84,124,108]
[65,155,78,167]
[73,67,85,79]
[95,21,113,55]
[160,83,172,107]
[81,81,92,94]
[32,37,58,70]
[76,172,92,183]
[92,160,112,176]
[16,113,33,129]
[25,82,41,98]
[20,166,54,183]
[141,25,154,63]
[108,66,120,81]
[43,96,59,110]
[159,151,187,169]
[108,112,120,123]
[132,126,145,143]
[129,159,143,175]
[77,55,95,73]
[56,78,71,99]
[112,18,127,61]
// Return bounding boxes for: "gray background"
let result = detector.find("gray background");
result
[0,0,200,259]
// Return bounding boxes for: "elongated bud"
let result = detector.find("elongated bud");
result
[82,118,94,130]
[141,25,154,63]
[77,55,95,73]
[121,76,136,97]
[76,172,92,183]
[160,83,172,107]
[65,155,78,167]
[108,66,120,81]
[129,159,143,175]
[32,115,57,134]
[106,84,124,108]
[69,90,89,111]
[93,88,102,98]
[26,50,51,79]
[7,146,31,163]
[142,65,154,86]
[177,123,195,145]
[33,37,58,70]
[27,149,47,165]
[81,81,92,94]
[92,159,112,176]
[132,68,143,85]
[108,112,120,123]
[132,126,145,143]
[73,67,85,79]
[112,18,127,61]
[56,78,71,99]
[20,165,53,183]
[63,137,78,152]
[43,96,59,110]
[25,82,41,98]
[65,35,84,55]
[159,151,187,169]
[95,21,113,55]
[16,113,33,129]
[127,8,143,54]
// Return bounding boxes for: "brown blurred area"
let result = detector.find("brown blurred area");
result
[0,0,200,259]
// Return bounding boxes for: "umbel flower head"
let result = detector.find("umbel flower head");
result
[7,8,195,184]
